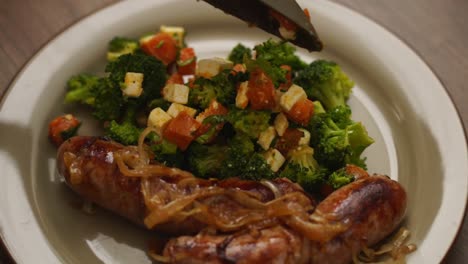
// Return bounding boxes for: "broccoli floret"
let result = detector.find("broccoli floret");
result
[254,39,307,71]
[294,60,354,110]
[226,108,271,139]
[106,120,141,145]
[308,106,374,171]
[220,133,255,177]
[188,70,236,109]
[280,145,327,191]
[105,102,141,145]
[313,101,326,115]
[327,167,354,189]
[107,37,139,61]
[187,142,228,178]
[244,57,286,87]
[64,74,100,105]
[105,53,167,103]
[151,138,185,168]
[92,77,124,121]
[228,43,252,64]
[241,153,275,180]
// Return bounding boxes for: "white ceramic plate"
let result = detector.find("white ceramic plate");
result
[0,0,467,263]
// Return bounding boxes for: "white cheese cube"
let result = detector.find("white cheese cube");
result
[167,103,197,118]
[162,83,190,104]
[298,128,311,146]
[279,26,296,40]
[279,84,307,112]
[196,57,233,78]
[160,25,185,47]
[274,113,289,136]
[147,108,172,135]
[257,126,276,150]
[236,81,249,109]
[122,72,144,97]
[262,149,286,172]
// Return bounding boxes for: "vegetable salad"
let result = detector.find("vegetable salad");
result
[51,25,374,194]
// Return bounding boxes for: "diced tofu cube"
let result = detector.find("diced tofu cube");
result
[262,149,286,172]
[257,126,276,150]
[147,107,172,135]
[274,113,289,136]
[167,103,197,118]
[298,128,311,146]
[196,57,233,78]
[280,84,307,112]
[279,26,296,40]
[236,81,249,109]
[122,72,144,97]
[160,25,185,47]
[162,83,190,104]
[139,34,154,46]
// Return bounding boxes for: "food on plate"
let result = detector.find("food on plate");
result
[50,24,415,263]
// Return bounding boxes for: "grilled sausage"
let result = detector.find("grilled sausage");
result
[163,175,407,264]
[56,136,311,235]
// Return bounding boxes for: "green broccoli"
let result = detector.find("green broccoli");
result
[294,60,354,110]
[187,142,228,178]
[151,138,185,168]
[244,57,287,87]
[105,102,141,145]
[105,53,167,104]
[64,74,123,121]
[327,167,354,189]
[254,39,307,71]
[188,70,237,109]
[220,133,255,178]
[226,108,271,139]
[241,153,275,180]
[313,101,326,115]
[280,145,327,191]
[308,105,374,171]
[107,37,139,62]
[228,43,252,64]
[92,77,124,121]
[220,133,274,180]
[64,74,100,105]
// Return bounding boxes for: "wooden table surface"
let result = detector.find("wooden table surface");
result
[0,0,467,263]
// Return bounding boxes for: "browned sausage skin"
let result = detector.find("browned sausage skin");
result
[57,136,407,263]
[57,136,146,225]
[308,175,407,264]
[57,136,312,235]
[163,176,407,264]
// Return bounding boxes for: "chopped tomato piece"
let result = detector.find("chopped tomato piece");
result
[177,47,197,75]
[275,128,304,156]
[194,100,229,141]
[163,111,201,151]
[279,65,292,91]
[287,98,314,126]
[303,8,311,20]
[247,69,276,110]
[48,114,81,147]
[166,73,184,85]
[269,9,298,31]
[141,33,178,65]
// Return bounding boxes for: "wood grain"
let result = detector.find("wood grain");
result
[0,0,466,263]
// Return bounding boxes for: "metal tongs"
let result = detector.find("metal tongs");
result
[202,0,323,52]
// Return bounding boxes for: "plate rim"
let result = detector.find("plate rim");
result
[0,0,467,263]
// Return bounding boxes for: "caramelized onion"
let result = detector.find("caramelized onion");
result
[115,151,194,178]
[354,227,417,263]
